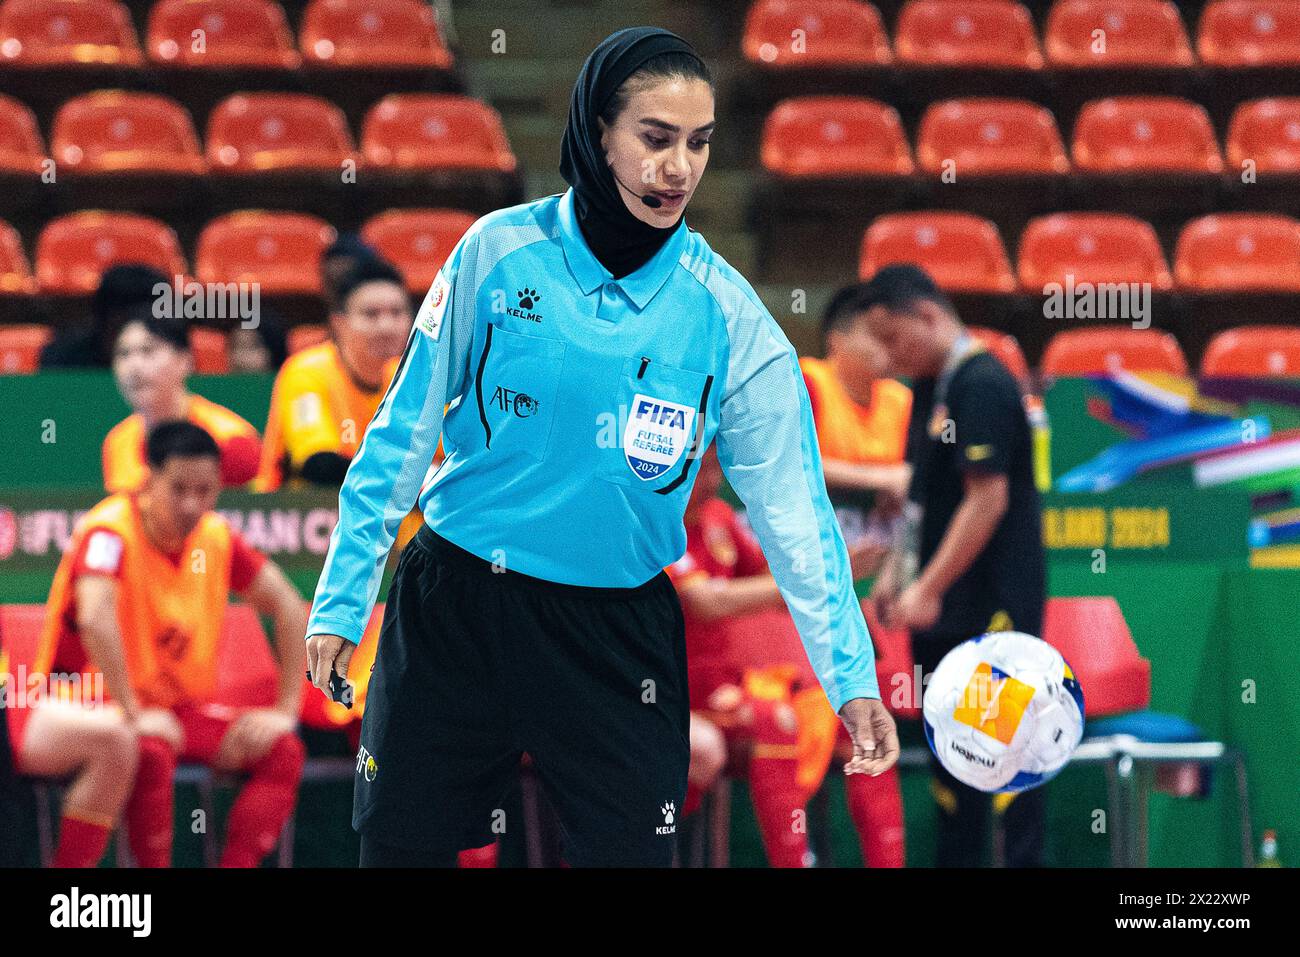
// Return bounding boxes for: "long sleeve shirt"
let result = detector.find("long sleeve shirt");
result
[305,187,880,709]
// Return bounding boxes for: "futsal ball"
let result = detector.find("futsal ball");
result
[922,631,1085,793]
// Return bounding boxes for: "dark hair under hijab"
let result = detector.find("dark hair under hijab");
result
[559,27,713,280]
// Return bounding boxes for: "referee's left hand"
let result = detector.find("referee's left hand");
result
[837,698,900,777]
[305,633,355,698]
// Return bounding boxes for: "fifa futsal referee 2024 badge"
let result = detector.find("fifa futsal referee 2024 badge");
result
[623,394,696,480]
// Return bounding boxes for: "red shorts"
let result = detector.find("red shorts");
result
[6,694,247,773]
[164,702,245,764]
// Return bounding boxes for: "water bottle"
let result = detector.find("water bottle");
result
[1257,829,1283,867]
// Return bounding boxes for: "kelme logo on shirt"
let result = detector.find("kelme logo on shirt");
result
[623,393,695,480]
[507,287,543,324]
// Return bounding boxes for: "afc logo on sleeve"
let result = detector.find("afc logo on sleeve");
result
[416,270,451,340]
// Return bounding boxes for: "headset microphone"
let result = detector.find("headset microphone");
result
[611,168,663,208]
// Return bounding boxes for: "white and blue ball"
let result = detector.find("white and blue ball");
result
[922,631,1085,793]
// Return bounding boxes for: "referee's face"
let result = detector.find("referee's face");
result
[598,77,714,227]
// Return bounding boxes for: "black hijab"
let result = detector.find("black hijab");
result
[559,27,707,280]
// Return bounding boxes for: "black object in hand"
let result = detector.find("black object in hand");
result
[305,669,354,708]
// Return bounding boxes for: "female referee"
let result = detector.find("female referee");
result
[305,26,900,868]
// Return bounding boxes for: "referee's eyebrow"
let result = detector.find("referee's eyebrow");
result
[639,118,717,133]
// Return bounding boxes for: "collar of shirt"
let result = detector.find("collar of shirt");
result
[556,187,689,311]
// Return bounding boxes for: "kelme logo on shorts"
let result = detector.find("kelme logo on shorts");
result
[624,394,695,480]
[356,745,378,782]
[656,801,677,836]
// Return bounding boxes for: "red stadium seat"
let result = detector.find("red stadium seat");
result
[35,211,187,294]
[742,0,892,67]
[1041,326,1188,375]
[895,1,1044,69]
[287,323,328,354]
[1174,213,1300,291]
[916,99,1069,175]
[0,323,52,373]
[1202,325,1300,376]
[51,90,205,175]
[207,93,354,173]
[360,209,477,295]
[1226,98,1300,172]
[146,0,300,69]
[196,211,337,295]
[1198,0,1300,67]
[968,326,1031,382]
[1072,96,1223,173]
[0,0,142,66]
[0,605,45,683]
[1042,597,1151,717]
[0,218,36,294]
[300,0,453,69]
[0,94,44,175]
[189,326,229,373]
[1045,0,1194,68]
[1017,213,1173,290]
[213,604,278,708]
[860,212,1017,293]
[760,96,913,177]
[361,94,516,172]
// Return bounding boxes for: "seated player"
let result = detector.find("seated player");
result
[802,283,913,539]
[801,284,915,868]
[104,308,261,494]
[39,421,308,867]
[254,257,413,492]
[668,446,878,868]
[2,647,140,868]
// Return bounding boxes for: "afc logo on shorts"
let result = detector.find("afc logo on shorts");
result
[355,744,378,782]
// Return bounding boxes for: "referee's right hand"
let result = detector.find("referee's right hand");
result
[305,633,355,698]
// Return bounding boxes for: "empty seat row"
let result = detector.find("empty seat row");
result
[0,208,475,296]
[4,207,1298,303]
[0,0,451,71]
[859,210,1300,292]
[0,90,515,176]
[744,0,1300,71]
[763,95,1299,178]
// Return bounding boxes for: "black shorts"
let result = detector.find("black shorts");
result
[352,523,691,866]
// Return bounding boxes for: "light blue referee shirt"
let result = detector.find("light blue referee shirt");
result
[306,187,880,709]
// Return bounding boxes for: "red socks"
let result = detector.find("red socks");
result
[52,813,113,868]
[126,736,178,868]
[220,734,305,868]
[456,843,500,868]
[128,732,305,867]
[845,765,906,868]
[746,699,812,868]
